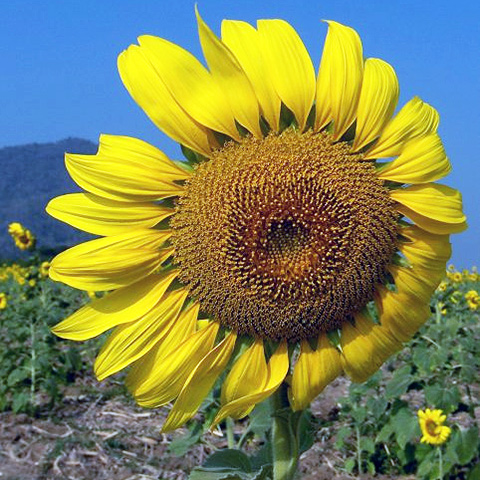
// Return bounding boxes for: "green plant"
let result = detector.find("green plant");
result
[332,278,480,479]
[0,262,98,413]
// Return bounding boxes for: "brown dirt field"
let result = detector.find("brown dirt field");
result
[0,376,415,480]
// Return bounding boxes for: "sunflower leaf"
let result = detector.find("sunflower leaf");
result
[202,449,252,473]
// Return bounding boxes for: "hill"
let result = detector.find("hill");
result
[0,138,97,260]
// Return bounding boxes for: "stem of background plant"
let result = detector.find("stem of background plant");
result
[435,301,442,324]
[270,382,300,480]
[356,424,362,475]
[226,417,235,449]
[30,317,36,409]
[437,446,443,480]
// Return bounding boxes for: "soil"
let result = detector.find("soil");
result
[0,376,417,480]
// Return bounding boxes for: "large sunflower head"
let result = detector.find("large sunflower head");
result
[47,12,466,431]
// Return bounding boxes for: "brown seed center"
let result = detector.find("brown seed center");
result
[171,129,399,341]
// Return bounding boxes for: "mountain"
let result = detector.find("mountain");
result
[0,138,97,260]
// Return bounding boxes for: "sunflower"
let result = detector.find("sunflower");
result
[0,293,7,310]
[8,222,36,251]
[47,12,466,432]
[39,261,51,278]
[418,408,451,445]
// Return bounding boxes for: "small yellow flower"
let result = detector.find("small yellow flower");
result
[447,264,456,272]
[469,273,478,282]
[467,297,479,311]
[87,291,97,300]
[8,222,24,236]
[8,222,36,251]
[39,261,51,278]
[452,272,463,283]
[0,293,7,310]
[28,279,36,287]
[17,276,25,286]
[450,291,462,303]
[436,281,448,293]
[437,302,447,315]
[418,408,451,445]
[465,290,479,301]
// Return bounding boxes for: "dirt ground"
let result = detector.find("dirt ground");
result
[0,377,414,480]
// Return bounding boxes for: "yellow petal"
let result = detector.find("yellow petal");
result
[94,289,188,380]
[257,19,315,130]
[130,319,218,408]
[375,286,431,343]
[222,20,281,131]
[66,135,189,202]
[212,342,289,427]
[220,338,268,409]
[315,21,364,140]
[137,35,240,141]
[352,58,399,151]
[162,330,237,432]
[365,97,439,159]
[399,225,452,271]
[289,335,342,412]
[126,301,200,394]
[378,134,451,184]
[389,264,441,302]
[118,46,212,156]
[341,312,402,382]
[52,271,178,341]
[397,206,467,235]
[46,193,173,236]
[391,183,467,234]
[196,10,262,138]
[49,229,172,291]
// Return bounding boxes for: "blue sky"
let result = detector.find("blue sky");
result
[1,0,478,267]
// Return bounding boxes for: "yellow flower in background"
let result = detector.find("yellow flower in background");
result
[418,408,451,445]
[436,281,448,293]
[39,261,51,278]
[437,302,447,315]
[452,271,463,283]
[28,279,36,288]
[465,290,479,311]
[469,266,478,282]
[0,293,7,310]
[46,12,466,431]
[465,290,478,301]
[8,222,24,236]
[468,300,479,311]
[8,222,36,251]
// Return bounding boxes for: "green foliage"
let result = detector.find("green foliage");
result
[0,260,99,413]
[1,252,479,480]
[332,276,480,479]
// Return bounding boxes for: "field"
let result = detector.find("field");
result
[0,258,479,479]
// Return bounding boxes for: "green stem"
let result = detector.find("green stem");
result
[30,319,36,410]
[271,383,300,480]
[438,447,443,480]
[236,425,250,449]
[355,424,362,476]
[226,417,235,449]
